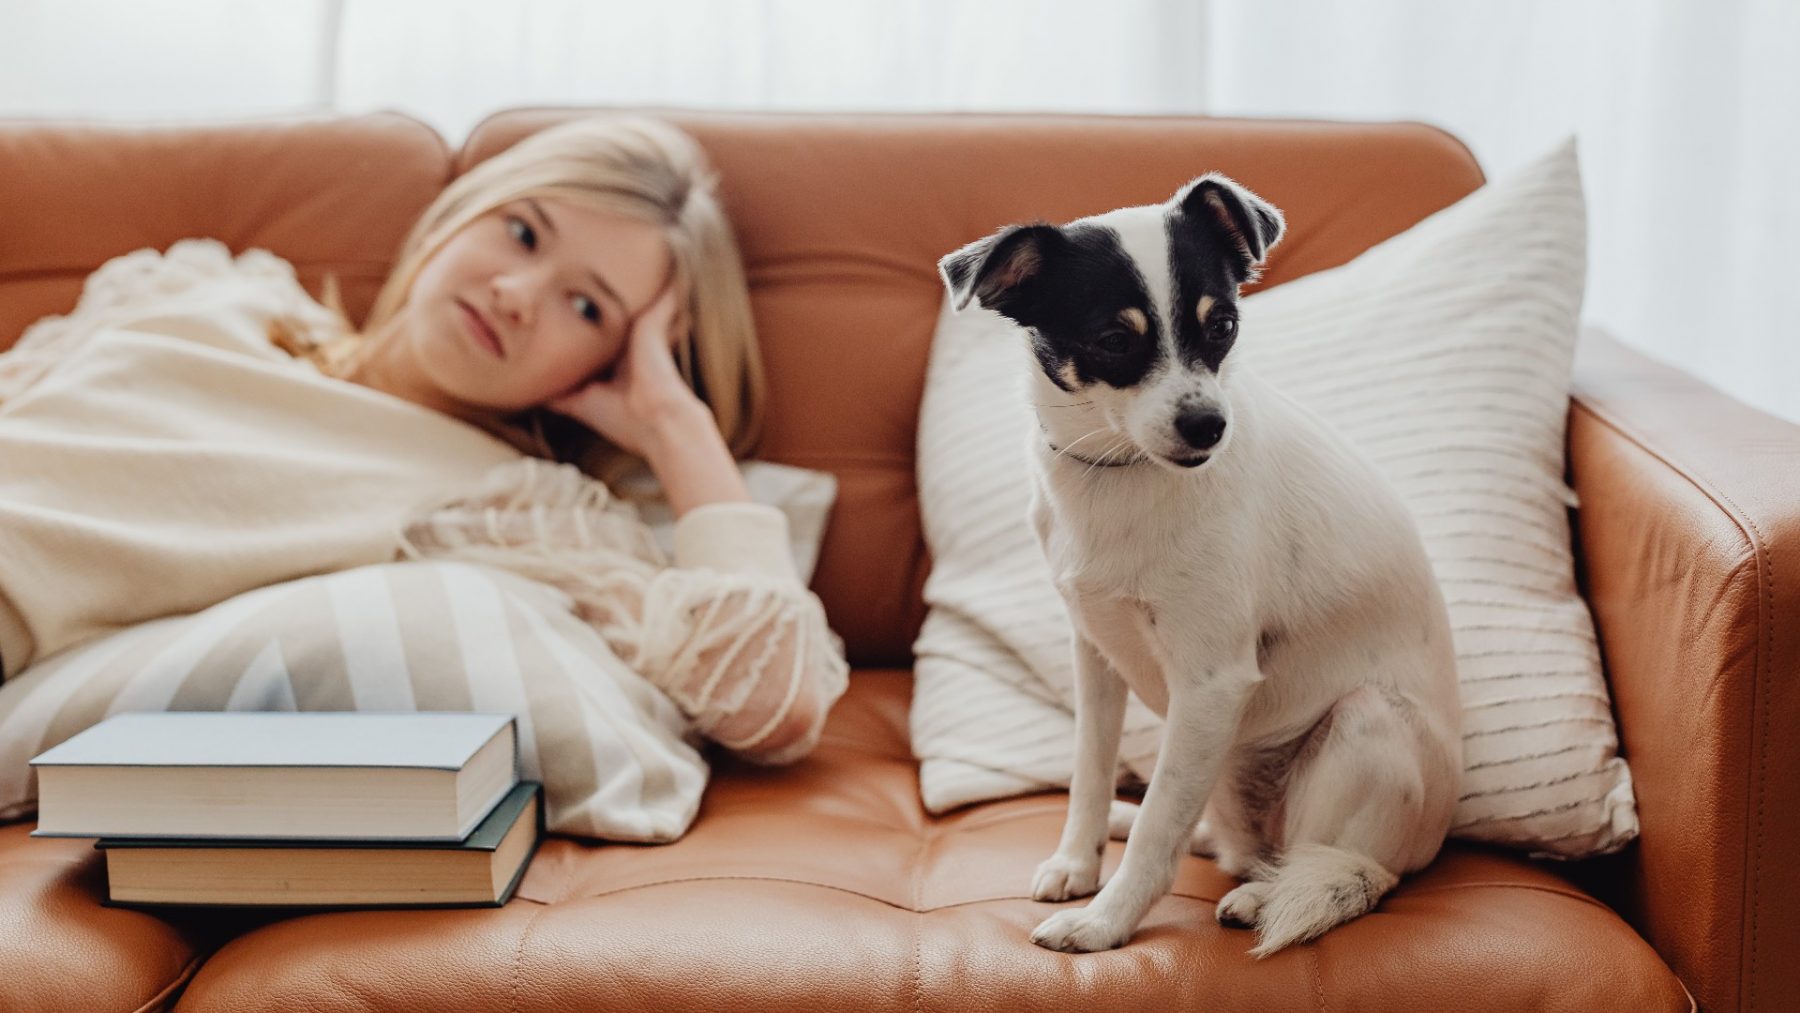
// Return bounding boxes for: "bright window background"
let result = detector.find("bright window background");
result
[0,1,339,119]
[1,0,1792,423]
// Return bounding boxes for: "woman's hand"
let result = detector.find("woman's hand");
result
[547,286,704,459]
[547,285,751,515]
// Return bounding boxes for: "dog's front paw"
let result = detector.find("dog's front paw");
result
[1031,853,1101,902]
[1030,906,1135,952]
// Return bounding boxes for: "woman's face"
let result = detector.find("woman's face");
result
[401,196,673,413]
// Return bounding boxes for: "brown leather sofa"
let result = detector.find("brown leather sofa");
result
[2,108,1793,1012]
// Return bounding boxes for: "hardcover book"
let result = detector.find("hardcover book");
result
[98,781,543,908]
[31,712,518,841]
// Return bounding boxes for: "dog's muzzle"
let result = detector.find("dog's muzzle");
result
[1174,408,1227,452]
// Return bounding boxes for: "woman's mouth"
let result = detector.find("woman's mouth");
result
[457,300,505,359]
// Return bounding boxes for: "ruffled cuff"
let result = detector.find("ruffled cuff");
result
[672,502,802,583]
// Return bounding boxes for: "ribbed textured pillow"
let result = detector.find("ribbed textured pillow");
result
[912,140,1638,858]
[0,561,710,842]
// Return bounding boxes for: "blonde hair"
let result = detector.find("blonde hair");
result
[296,117,763,480]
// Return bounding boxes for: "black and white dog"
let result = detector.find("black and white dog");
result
[938,176,1462,956]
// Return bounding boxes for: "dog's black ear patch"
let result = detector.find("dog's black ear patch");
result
[939,224,1063,313]
[1175,175,1286,282]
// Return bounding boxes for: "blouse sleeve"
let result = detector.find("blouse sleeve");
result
[398,459,851,765]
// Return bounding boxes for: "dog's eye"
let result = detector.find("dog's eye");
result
[1093,330,1132,356]
[1207,316,1238,343]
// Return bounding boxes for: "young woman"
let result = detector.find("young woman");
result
[0,117,846,766]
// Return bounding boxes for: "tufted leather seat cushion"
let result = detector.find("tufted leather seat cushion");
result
[0,825,209,1012]
[157,672,1689,1012]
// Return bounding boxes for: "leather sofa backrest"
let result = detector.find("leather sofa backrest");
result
[0,109,1486,666]
[463,110,1487,664]
[0,113,447,352]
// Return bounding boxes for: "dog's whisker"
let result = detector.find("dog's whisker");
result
[1033,400,1095,410]
[1080,435,1135,480]
[1074,438,1109,478]
[1053,428,1109,464]
[1098,436,1134,475]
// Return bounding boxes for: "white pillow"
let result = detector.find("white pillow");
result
[911,139,1638,859]
[616,460,837,585]
[0,561,710,842]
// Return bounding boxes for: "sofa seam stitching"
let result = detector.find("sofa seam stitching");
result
[1569,396,1761,554]
[1744,503,1771,1012]
[543,873,903,907]
[532,871,1611,916]
[1386,879,1613,909]
[911,813,930,1013]
[511,903,547,1013]
[128,953,205,1013]
[508,843,576,1008]
[911,908,924,1013]
[1309,945,1328,1013]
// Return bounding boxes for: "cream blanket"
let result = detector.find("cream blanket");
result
[0,240,847,774]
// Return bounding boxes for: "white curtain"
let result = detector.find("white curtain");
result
[331,0,1207,134]
[0,1,338,119]
[1201,0,1800,424]
[1,0,1790,421]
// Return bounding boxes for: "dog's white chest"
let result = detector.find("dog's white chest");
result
[1037,483,1218,601]
[1034,493,1185,715]
[1076,595,1173,716]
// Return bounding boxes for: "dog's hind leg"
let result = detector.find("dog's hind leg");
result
[1239,685,1455,958]
[1215,879,1275,929]
[1106,799,1218,857]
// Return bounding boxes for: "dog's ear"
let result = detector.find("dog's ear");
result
[1175,174,1286,282]
[939,224,1062,313]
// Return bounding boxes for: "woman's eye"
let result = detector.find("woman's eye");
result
[571,293,602,326]
[506,215,537,252]
[1207,316,1238,342]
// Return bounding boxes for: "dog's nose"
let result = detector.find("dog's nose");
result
[1175,409,1227,451]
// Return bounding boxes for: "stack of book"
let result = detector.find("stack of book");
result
[30,712,540,909]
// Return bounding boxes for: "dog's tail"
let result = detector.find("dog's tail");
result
[1247,843,1398,958]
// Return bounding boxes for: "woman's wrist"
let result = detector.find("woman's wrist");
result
[638,397,751,516]
[636,394,716,458]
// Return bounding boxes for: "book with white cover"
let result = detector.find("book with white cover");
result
[30,712,517,842]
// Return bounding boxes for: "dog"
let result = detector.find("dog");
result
[937,175,1462,957]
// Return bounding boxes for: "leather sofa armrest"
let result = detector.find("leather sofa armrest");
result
[1568,327,1800,1013]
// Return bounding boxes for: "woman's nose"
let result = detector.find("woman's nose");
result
[491,272,538,327]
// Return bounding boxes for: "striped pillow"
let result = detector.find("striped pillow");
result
[912,140,1638,858]
[0,561,709,842]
